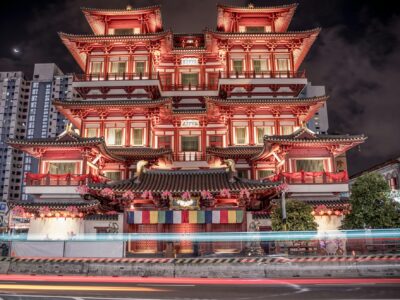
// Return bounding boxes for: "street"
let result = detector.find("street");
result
[0,276,399,300]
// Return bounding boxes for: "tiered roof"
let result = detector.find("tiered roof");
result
[8,130,171,163]
[90,168,278,194]
[216,3,298,33]
[82,5,163,35]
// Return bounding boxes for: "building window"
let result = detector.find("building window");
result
[158,136,172,149]
[232,60,243,73]
[135,61,146,75]
[91,62,103,75]
[132,128,144,146]
[276,58,290,76]
[209,135,223,147]
[86,128,98,138]
[104,171,122,182]
[235,127,247,145]
[280,125,293,135]
[246,26,265,33]
[181,136,199,152]
[252,59,268,73]
[48,162,76,174]
[295,160,324,172]
[114,28,134,35]
[181,73,199,86]
[257,170,274,180]
[107,128,124,146]
[110,61,127,75]
[256,127,273,144]
[237,169,249,179]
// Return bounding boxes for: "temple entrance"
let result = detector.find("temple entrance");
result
[169,224,204,254]
[128,224,158,254]
[212,224,243,254]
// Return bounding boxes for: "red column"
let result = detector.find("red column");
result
[100,120,105,138]
[249,119,254,145]
[148,52,153,78]
[228,118,233,146]
[125,118,131,147]
[201,123,207,160]
[289,51,295,77]
[226,51,230,77]
[146,119,151,147]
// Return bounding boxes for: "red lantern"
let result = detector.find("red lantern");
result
[334,210,340,216]
[327,210,332,215]
[78,212,84,218]
[311,211,316,216]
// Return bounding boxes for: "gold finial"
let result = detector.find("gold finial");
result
[126,4,132,10]
[248,3,255,8]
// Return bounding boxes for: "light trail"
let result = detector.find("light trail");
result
[0,275,399,285]
[0,228,399,242]
[0,283,168,292]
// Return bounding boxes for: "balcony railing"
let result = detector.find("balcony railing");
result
[263,171,349,184]
[25,173,109,186]
[160,83,218,91]
[173,152,207,162]
[219,70,306,79]
[73,73,159,82]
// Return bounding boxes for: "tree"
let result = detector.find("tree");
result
[341,172,400,229]
[271,199,318,231]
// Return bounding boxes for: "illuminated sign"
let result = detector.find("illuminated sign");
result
[170,197,200,210]
[181,120,200,127]
[181,58,198,66]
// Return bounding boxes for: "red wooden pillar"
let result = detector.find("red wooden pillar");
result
[148,52,153,78]
[270,53,275,77]
[226,51,230,77]
[146,119,151,147]
[201,122,207,160]
[228,118,233,146]
[104,56,109,78]
[245,51,250,76]
[249,119,254,145]
[125,118,131,147]
[289,51,295,77]
[128,54,134,76]
[84,54,90,75]
[100,120,105,138]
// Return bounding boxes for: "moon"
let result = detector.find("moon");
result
[12,48,20,54]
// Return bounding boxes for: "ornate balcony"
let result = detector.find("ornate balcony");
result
[219,70,306,79]
[73,72,159,81]
[25,173,108,187]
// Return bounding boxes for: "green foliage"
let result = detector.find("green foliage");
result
[341,172,400,229]
[271,199,318,231]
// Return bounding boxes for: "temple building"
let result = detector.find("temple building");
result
[7,3,365,254]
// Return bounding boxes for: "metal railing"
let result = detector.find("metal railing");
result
[73,72,158,81]
[264,171,349,184]
[25,173,108,186]
[173,152,207,162]
[219,70,306,79]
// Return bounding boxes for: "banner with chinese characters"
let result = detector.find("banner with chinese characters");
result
[126,210,244,225]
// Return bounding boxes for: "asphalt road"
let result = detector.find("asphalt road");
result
[0,277,399,300]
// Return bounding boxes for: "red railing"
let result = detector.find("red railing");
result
[25,173,109,186]
[264,171,348,184]
[219,70,306,79]
[173,152,207,162]
[73,73,159,81]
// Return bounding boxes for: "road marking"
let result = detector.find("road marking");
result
[0,284,169,293]
[0,295,168,300]
[137,284,196,287]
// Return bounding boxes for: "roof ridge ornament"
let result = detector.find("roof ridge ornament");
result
[135,160,148,183]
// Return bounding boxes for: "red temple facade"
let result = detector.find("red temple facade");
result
[8,3,366,254]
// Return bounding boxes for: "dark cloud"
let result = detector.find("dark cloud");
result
[0,0,399,174]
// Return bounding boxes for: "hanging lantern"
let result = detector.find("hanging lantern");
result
[311,211,316,216]
[78,212,84,218]
[55,212,60,218]
[40,213,45,218]
[327,210,332,215]
[334,210,340,216]
[319,210,324,216]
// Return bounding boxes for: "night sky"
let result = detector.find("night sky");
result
[1,0,399,175]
